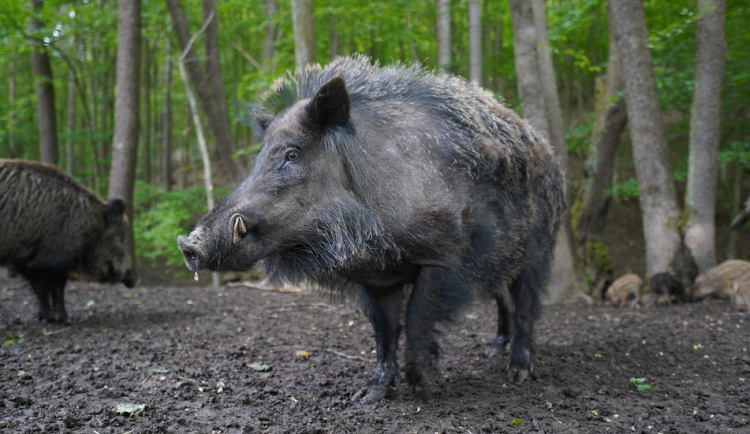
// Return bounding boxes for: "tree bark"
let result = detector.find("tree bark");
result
[610,0,681,277]
[509,0,580,302]
[28,0,58,165]
[165,0,243,185]
[109,0,141,261]
[291,0,316,67]
[684,0,726,273]
[469,0,482,84]
[437,0,451,71]
[577,3,627,239]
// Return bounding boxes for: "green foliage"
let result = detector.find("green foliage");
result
[132,181,229,272]
[629,377,656,392]
[566,114,594,154]
[719,141,750,171]
[605,178,640,202]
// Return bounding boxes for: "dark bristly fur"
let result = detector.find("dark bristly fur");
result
[178,55,566,404]
[0,160,136,323]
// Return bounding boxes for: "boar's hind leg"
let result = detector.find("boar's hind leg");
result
[505,264,544,383]
[404,266,470,399]
[27,270,69,323]
[351,285,404,405]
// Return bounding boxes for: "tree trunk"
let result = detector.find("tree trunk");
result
[291,0,316,67]
[28,0,58,165]
[509,0,580,302]
[66,68,76,176]
[165,0,243,185]
[610,0,681,277]
[468,0,482,84]
[263,0,278,66]
[109,0,141,267]
[161,36,174,191]
[577,3,627,239]
[531,0,565,165]
[684,0,726,273]
[437,0,451,71]
[142,40,152,183]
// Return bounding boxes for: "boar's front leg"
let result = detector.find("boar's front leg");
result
[351,285,404,405]
[405,265,470,399]
[26,269,70,323]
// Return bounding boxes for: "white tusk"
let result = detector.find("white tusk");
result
[232,214,247,243]
[194,271,199,281]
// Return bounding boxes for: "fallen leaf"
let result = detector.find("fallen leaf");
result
[115,402,146,416]
[249,362,271,372]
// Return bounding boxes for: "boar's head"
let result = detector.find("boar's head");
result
[178,76,396,279]
[85,198,136,287]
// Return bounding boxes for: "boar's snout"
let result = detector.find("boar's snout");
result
[178,235,203,271]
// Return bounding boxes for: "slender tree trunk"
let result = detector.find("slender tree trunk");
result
[437,0,451,71]
[578,3,627,239]
[531,0,565,165]
[610,0,681,277]
[468,0,482,84]
[28,0,58,165]
[509,0,580,301]
[142,40,152,183]
[66,68,76,176]
[161,36,174,191]
[109,0,141,269]
[684,0,726,273]
[263,0,278,66]
[7,56,17,158]
[165,0,243,185]
[291,0,316,67]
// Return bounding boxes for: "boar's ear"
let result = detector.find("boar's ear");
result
[252,110,275,138]
[308,75,350,130]
[105,198,127,231]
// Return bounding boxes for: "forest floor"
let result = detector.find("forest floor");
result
[1,275,749,434]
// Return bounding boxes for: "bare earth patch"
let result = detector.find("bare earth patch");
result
[1,277,749,433]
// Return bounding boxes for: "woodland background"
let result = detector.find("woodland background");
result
[0,0,748,295]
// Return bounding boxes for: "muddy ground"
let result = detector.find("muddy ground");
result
[1,274,749,434]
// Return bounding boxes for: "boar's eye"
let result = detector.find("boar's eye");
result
[285,150,300,162]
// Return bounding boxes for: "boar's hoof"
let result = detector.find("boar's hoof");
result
[506,354,535,384]
[351,384,390,406]
[486,334,511,358]
[351,363,400,405]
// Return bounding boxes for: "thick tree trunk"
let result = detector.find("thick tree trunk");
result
[468,0,482,84]
[577,3,627,239]
[610,0,681,277]
[437,0,451,71]
[165,0,243,185]
[109,0,141,268]
[28,0,58,165]
[684,0,726,273]
[291,0,316,67]
[509,0,580,302]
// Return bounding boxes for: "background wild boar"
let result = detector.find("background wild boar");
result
[0,160,135,323]
[692,259,750,301]
[605,273,642,307]
[178,56,566,404]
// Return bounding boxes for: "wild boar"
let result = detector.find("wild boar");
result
[648,272,688,305]
[732,272,750,311]
[178,56,566,403]
[0,160,135,323]
[692,259,750,301]
[605,273,642,307]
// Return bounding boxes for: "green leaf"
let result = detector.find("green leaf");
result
[629,377,656,392]
[115,402,146,416]
[249,362,271,372]
[149,364,169,375]
[594,352,607,360]
[512,418,522,428]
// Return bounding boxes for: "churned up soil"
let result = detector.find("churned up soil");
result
[1,274,749,434]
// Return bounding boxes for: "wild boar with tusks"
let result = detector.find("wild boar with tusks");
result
[177,56,566,404]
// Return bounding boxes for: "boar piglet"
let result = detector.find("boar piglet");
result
[178,56,566,404]
[0,160,135,323]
